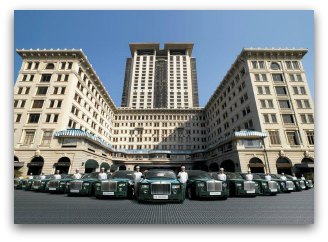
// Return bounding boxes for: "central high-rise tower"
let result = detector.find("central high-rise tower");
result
[121,43,199,109]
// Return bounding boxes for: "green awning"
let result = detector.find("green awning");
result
[100,162,110,171]
[85,159,99,169]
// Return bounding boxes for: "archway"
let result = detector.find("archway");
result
[119,165,127,171]
[209,163,219,172]
[100,162,110,172]
[249,157,265,173]
[54,157,71,174]
[276,157,293,175]
[294,158,314,181]
[84,159,99,173]
[220,160,235,172]
[27,156,44,175]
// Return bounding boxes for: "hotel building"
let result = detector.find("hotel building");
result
[13,44,314,179]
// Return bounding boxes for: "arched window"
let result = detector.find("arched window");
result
[45,63,55,69]
[270,62,280,70]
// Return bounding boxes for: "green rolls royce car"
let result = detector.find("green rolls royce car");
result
[33,175,55,192]
[285,175,306,191]
[186,170,228,200]
[136,169,185,203]
[225,172,260,197]
[94,170,134,199]
[47,174,76,193]
[268,174,295,192]
[303,179,314,189]
[66,172,106,196]
[14,178,26,189]
[24,176,38,191]
[239,173,280,195]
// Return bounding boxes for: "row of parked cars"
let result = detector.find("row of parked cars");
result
[14,169,313,203]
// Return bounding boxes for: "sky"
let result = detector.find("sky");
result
[14,10,314,107]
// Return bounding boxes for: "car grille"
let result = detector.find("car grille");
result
[33,180,41,187]
[308,180,313,187]
[101,181,117,191]
[70,181,83,190]
[243,181,255,191]
[286,181,294,189]
[49,180,59,188]
[268,181,277,190]
[151,183,171,195]
[207,181,222,192]
[300,181,306,188]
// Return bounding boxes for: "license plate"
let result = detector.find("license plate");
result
[49,188,56,191]
[246,190,255,193]
[270,189,277,192]
[103,192,114,195]
[210,192,221,195]
[153,195,168,199]
[288,188,293,190]
[70,189,79,193]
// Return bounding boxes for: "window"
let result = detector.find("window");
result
[36,87,48,95]
[45,63,55,69]
[41,74,52,82]
[34,62,39,70]
[296,74,303,82]
[53,114,59,123]
[29,75,34,82]
[23,130,35,145]
[32,100,44,109]
[25,87,30,94]
[255,74,260,82]
[271,114,277,123]
[261,74,267,81]
[17,87,23,94]
[270,62,280,70]
[28,114,40,123]
[289,74,295,82]
[296,99,311,109]
[286,131,300,145]
[275,86,288,95]
[272,74,284,82]
[263,114,270,123]
[252,61,258,69]
[22,75,27,82]
[259,61,265,69]
[286,61,292,69]
[260,99,274,108]
[15,114,22,123]
[41,130,53,145]
[282,114,295,124]
[278,100,291,109]
[306,131,314,145]
[26,62,32,70]
[300,114,314,124]
[292,61,300,70]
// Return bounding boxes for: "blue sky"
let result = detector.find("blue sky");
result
[14,10,314,106]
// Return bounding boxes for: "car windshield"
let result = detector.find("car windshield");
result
[187,170,211,179]
[251,174,262,179]
[226,172,243,179]
[82,173,99,179]
[63,174,76,179]
[208,173,218,179]
[111,171,134,180]
[271,174,286,179]
[144,170,177,179]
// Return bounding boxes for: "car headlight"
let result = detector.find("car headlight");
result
[172,185,180,189]
[84,183,90,186]
[60,182,66,185]
[222,182,227,188]
[95,183,101,186]
[255,183,259,187]
[118,183,126,187]
[141,184,149,189]
[197,183,205,187]
[67,182,70,186]
[236,183,242,187]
